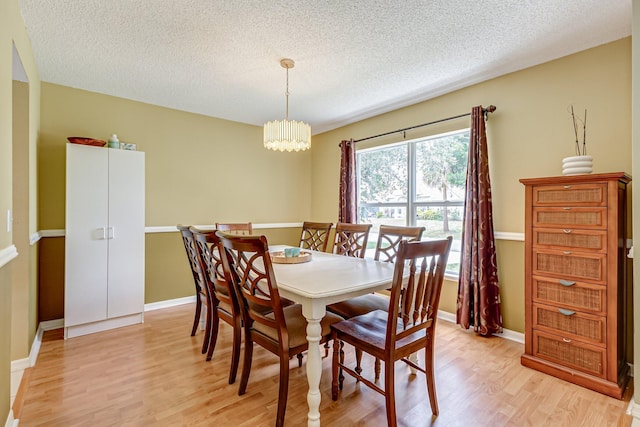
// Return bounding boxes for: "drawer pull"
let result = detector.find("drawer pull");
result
[563,251,572,255]
[562,229,572,234]
[562,338,572,343]
[563,185,572,189]
[559,280,576,287]
[563,207,572,210]
[558,308,576,316]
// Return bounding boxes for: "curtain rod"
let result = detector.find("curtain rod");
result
[352,105,497,143]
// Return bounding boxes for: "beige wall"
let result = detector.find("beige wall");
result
[39,83,313,229]
[311,38,632,333]
[632,0,640,409]
[1,0,41,423]
[12,81,32,360]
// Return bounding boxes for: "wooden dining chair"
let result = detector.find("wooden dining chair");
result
[327,224,425,378]
[191,228,242,383]
[332,222,372,258]
[215,222,253,235]
[217,232,343,427]
[320,222,373,356]
[299,221,333,252]
[177,225,212,354]
[331,237,452,426]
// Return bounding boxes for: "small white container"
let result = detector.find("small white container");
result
[108,134,120,149]
[562,155,592,175]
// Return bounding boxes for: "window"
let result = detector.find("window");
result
[357,129,470,275]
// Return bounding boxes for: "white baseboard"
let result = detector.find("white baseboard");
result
[437,310,525,344]
[39,319,64,332]
[627,400,640,426]
[4,409,18,427]
[144,295,195,311]
[10,318,65,408]
[9,359,29,405]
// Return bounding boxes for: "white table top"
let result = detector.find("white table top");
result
[269,245,396,308]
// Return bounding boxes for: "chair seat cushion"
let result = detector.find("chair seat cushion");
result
[253,304,344,349]
[217,299,233,314]
[331,309,389,352]
[331,309,430,355]
[327,293,389,319]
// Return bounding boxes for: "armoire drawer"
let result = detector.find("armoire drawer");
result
[532,250,606,284]
[533,228,607,252]
[532,183,607,206]
[533,303,605,345]
[533,330,606,378]
[532,207,607,229]
[532,276,606,315]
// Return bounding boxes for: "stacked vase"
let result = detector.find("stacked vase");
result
[562,155,593,175]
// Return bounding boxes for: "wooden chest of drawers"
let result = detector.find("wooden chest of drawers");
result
[520,173,631,398]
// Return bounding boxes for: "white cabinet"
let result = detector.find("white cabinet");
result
[65,143,145,338]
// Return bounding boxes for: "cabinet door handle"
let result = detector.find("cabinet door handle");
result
[96,227,107,240]
[563,251,572,255]
[563,207,572,210]
[563,185,572,189]
[558,308,576,316]
[559,279,576,287]
[107,227,115,239]
[562,229,572,234]
[562,338,572,343]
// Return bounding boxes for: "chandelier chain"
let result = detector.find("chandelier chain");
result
[285,66,289,120]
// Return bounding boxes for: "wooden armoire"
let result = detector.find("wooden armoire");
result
[520,172,631,399]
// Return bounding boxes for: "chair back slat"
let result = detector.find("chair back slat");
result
[177,225,207,297]
[388,237,452,345]
[374,225,425,263]
[192,228,239,312]
[333,222,372,258]
[300,221,333,252]
[217,232,287,341]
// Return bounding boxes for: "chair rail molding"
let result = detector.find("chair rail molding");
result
[29,231,41,245]
[37,226,525,241]
[494,231,524,241]
[0,244,18,269]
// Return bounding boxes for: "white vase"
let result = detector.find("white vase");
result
[562,155,592,175]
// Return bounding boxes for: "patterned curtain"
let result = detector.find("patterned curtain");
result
[338,139,357,223]
[456,106,503,336]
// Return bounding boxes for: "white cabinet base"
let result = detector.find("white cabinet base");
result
[64,313,144,339]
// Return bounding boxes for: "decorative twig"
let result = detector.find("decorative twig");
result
[582,109,587,155]
[569,104,587,156]
[571,105,580,155]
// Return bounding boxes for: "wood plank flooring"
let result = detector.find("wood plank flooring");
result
[16,303,632,426]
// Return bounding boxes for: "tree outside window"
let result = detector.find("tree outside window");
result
[357,129,469,274]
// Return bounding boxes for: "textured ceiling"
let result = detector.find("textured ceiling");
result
[18,0,631,134]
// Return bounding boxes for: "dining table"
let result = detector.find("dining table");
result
[269,245,397,427]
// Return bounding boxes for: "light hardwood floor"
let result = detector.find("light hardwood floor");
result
[16,303,632,426]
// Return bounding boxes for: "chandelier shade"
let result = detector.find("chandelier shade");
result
[263,119,311,152]
[263,58,311,152]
